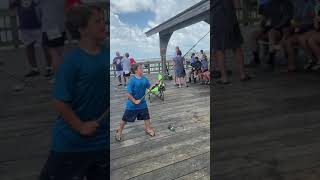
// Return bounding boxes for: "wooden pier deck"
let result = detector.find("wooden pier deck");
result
[3,44,320,180]
[0,48,55,180]
[212,67,320,180]
[110,75,210,180]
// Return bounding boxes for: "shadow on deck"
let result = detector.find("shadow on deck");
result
[212,66,320,180]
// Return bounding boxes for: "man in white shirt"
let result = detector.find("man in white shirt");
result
[39,0,66,79]
[122,52,131,87]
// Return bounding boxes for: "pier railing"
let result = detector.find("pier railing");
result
[0,9,19,48]
[110,58,211,77]
[0,1,108,48]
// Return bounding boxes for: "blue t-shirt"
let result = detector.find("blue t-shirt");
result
[126,76,151,110]
[52,46,109,152]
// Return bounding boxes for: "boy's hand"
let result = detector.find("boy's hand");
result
[78,121,99,136]
[134,99,141,104]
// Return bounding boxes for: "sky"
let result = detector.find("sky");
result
[110,0,210,61]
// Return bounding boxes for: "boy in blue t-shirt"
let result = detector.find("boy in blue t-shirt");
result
[39,5,109,180]
[115,63,157,141]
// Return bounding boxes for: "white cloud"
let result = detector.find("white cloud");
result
[111,0,155,14]
[110,0,209,60]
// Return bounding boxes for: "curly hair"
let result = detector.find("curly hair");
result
[66,5,104,39]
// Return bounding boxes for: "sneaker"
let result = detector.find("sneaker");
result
[24,70,40,78]
[118,83,122,86]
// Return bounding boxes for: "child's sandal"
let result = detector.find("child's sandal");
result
[145,128,155,137]
[115,130,122,142]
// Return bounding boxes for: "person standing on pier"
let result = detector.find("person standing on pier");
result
[211,0,251,84]
[113,51,123,86]
[39,5,109,180]
[9,0,52,78]
[173,46,181,86]
[39,0,66,81]
[173,50,188,88]
[122,52,131,87]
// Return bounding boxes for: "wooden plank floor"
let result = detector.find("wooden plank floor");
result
[0,48,56,180]
[110,75,210,180]
[212,66,320,180]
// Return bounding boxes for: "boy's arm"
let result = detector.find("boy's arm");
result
[127,93,139,104]
[54,100,98,136]
[54,58,99,136]
[127,79,140,104]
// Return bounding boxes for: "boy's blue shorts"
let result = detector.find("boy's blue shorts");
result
[122,108,150,122]
[40,150,109,180]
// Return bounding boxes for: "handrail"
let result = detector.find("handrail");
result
[109,59,211,77]
[0,9,19,47]
[0,2,108,48]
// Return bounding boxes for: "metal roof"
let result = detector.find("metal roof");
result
[145,0,209,37]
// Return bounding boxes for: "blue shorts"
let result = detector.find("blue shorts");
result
[40,150,109,180]
[122,108,150,122]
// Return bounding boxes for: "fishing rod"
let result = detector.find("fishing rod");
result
[182,30,210,58]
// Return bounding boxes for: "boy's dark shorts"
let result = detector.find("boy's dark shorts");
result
[40,150,109,180]
[123,72,131,77]
[42,32,66,48]
[122,108,150,122]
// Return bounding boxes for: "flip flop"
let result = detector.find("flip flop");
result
[145,128,155,137]
[115,130,122,142]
